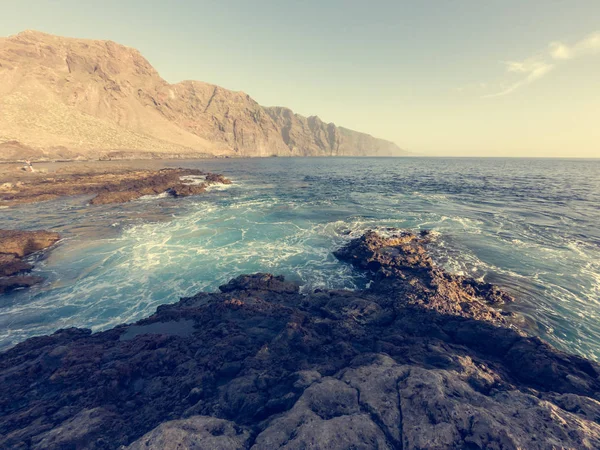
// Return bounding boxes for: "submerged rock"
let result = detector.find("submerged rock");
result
[0,229,60,294]
[1,231,599,449]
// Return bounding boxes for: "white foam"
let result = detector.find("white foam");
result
[179,175,205,185]
[412,191,449,201]
[137,192,170,201]
[205,183,234,192]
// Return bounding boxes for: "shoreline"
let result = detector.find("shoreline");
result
[1,230,600,448]
[0,163,231,207]
[0,163,231,293]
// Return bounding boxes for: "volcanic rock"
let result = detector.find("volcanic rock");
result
[126,416,252,450]
[1,231,599,449]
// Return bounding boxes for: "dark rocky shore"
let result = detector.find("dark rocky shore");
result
[1,231,600,449]
[0,230,60,293]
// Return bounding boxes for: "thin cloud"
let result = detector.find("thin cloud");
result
[549,31,600,60]
[483,60,554,98]
[482,31,599,98]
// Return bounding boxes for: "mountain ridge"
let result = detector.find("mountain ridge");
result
[0,30,406,160]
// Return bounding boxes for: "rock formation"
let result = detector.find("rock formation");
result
[0,30,405,160]
[0,168,231,207]
[1,230,599,449]
[0,230,60,293]
[89,170,231,205]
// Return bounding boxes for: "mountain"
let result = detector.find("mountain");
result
[0,30,406,160]
[265,107,401,156]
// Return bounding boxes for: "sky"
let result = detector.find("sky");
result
[1,0,599,157]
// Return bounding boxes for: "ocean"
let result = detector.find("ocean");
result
[1,157,599,360]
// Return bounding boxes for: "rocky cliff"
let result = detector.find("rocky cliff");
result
[0,30,405,160]
[265,107,401,156]
[2,230,600,449]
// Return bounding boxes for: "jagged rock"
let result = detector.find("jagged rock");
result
[334,230,514,324]
[219,273,300,294]
[1,231,599,449]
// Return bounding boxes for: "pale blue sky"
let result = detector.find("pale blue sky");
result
[2,0,599,156]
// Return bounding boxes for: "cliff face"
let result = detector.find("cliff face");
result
[0,30,405,159]
[265,107,402,156]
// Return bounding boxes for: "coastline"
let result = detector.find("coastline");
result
[0,162,231,207]
[0,162,230,294]
[1,230,600,449]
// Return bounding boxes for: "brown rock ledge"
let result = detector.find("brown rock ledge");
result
[0,230,60,294]
[1,231,599,449]
[0,168,231,207]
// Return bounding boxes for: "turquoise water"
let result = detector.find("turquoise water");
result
[1,157,599,360]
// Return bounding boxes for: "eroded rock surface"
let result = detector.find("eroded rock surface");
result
[0,229,60,293]
[1,231,599,449]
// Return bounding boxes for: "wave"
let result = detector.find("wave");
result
[1,157,599,360]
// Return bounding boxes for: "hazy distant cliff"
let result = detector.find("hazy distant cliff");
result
[0,30,406,160]
[265,107,401,156]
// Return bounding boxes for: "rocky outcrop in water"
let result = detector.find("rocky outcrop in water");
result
[90,170,231,205]
[1,231,599,449]
[0,168,231,206]
[0,230,60,293]
[0,30,406,159]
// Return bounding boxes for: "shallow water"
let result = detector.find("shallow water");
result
[1,157,599,360]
